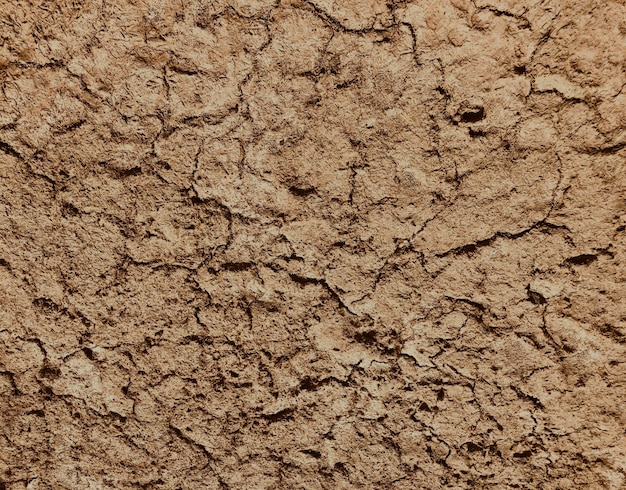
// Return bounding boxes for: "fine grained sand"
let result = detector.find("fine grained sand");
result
[1,0,625,488]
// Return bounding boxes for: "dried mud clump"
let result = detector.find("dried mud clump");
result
[1,0,626,488]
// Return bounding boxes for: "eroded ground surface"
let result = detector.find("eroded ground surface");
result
[1,0,626,488]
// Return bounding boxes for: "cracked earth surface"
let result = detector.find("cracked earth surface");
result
[1,0,626,488]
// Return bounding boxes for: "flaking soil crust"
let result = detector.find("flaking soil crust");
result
[1,0,626,488]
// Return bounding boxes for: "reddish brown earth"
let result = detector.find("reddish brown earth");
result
[1,0,625,488]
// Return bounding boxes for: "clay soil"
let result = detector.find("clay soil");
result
[1,0,626,488]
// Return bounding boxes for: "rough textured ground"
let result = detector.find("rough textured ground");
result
[1,0,625,488]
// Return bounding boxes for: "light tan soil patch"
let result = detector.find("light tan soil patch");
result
[1,1,625,488]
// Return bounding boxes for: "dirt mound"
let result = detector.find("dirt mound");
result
[1,0,625,488]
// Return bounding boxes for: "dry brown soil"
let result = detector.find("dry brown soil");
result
[1,0,626,488]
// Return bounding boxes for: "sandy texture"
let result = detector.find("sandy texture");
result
[1,0,626,488]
